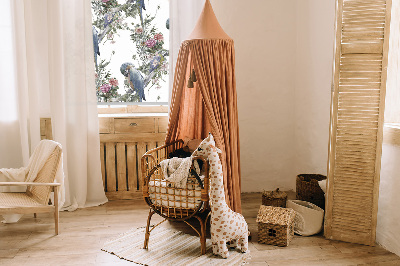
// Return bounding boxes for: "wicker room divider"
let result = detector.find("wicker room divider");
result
[325,0,392,245]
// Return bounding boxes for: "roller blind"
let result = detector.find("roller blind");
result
[325,0,392,245]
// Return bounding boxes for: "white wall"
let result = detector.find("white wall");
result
[211,0,335,192]
[212,0,297,192]
[294,1,335,178]
[377,2,400,256]
[377,142,400,256]
[212,1,400,254]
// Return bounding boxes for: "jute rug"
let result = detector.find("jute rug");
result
[102,226,250,265]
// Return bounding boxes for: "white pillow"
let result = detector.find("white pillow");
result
[318,179,327,194]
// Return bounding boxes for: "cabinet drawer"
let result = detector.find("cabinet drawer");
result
[114,118,155,133]
[99,117,114,134]
[157,117,168,133]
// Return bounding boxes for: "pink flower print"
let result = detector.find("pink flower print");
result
[100,84,111,93]
[109,78,118,86]
[102,0,110,3]
[154,33,164,41]
[145,39,156,48]
[135,27,143,34]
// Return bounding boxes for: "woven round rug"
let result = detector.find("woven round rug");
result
[102,226,250,265]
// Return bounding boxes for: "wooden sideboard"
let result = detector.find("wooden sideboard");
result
[99,114,168,200]
[41,114,168,200]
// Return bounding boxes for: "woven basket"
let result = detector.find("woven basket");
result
[262,188,287,208]
[256,205,296,247]
[258,223,294,247]
[296,174,326,209]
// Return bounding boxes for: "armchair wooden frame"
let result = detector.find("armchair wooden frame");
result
[0,182,60,234]
[0,144,62,235]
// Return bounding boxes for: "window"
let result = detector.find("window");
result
[91,0,169,104]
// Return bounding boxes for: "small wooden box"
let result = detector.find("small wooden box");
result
[262,188,287,208]
[256,205,296,247]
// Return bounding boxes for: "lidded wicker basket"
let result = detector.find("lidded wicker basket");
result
[262,188,287,208]
[296,174,326,210]
[256,205,296,247]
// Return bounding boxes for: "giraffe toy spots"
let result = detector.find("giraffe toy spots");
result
[192,133,248,258]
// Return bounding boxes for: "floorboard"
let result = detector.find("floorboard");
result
[1,192,399,265]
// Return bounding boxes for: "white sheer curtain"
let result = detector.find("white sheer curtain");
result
[0,0,107,211]
[169,0,204,102]
[0,0,24,169]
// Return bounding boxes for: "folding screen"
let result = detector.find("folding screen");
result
[166,0,242,212]
[325,0,392,245]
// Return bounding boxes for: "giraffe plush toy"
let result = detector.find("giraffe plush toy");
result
[192,133,248,258]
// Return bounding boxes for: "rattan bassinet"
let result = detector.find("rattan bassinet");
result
[141,140,210,254]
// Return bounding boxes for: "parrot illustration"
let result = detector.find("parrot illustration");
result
[92,26,100,70]
[136,0,146,27]
[104,12,115,28]
[120,63,146,102]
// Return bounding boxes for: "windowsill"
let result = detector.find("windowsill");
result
[97,102,168,106]
[384,123,400,129]
[98,113,167,117]
[383,123,400,146]
[97,104,168,116]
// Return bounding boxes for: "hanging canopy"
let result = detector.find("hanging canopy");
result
[166,0,242,212]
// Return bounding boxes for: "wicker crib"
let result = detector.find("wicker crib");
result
[141,140,210,254]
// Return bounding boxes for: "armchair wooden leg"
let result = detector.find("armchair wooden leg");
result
[144,209,155,249]
[54,186,59,235]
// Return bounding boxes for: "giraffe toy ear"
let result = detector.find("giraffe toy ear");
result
[210,144,222,154]
[208,133,214,141]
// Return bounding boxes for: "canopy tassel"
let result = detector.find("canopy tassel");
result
[191,69,197,82]
[187,77,194,88]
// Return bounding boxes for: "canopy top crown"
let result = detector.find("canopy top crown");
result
[188,0,231,40]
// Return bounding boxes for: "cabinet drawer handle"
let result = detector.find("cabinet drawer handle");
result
[129,123,138,127]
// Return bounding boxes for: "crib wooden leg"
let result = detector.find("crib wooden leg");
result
[199,218,206,255]
[144,209,155,249]
[193,214,209,255]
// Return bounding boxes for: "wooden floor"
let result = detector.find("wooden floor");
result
[1,193,399,266]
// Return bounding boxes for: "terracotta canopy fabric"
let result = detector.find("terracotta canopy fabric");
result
[166,38,242,212]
